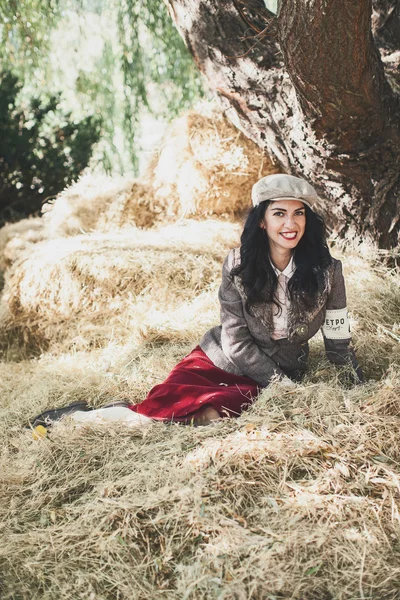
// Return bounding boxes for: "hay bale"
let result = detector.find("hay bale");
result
[0,220,240,354]
[147,100,279,218]
[42,174,157,238]
[0,177,158,272]
[0,216,45,271]
[41,102,277,239]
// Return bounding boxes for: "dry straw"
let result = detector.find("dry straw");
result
[0,231,399,599]
[1,365,400,599]
[0,220,240,355]
[1,103,400,599]
[147,100,278,219]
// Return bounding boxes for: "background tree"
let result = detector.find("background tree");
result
[0,0,204,222]
[165,0,400,248]
[0,0,204,177]
[0,71,100,225]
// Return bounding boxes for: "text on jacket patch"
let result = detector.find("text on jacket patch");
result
[322,308,351,340]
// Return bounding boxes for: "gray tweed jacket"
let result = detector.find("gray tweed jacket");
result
[199,248,361,387]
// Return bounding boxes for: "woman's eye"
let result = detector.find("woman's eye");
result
[272,211,304,217]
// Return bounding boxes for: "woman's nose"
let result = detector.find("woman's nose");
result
[285,214,296,227]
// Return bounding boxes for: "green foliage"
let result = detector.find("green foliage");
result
[118,0,204,116]
[116,0,204,171]
[0,70,101,225]
[0,0,60,70]
[0,0,205,177]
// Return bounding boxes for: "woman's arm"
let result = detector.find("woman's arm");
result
[322,259,364,383]
[219,253,288,387]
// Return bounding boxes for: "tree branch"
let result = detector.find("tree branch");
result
[164,0,294,167]
[278,0,396,152]
[164,0,281,81]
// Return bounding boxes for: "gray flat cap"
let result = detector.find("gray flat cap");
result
[252,174,318,209]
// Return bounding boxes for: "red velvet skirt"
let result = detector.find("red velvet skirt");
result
[129,346,260,421]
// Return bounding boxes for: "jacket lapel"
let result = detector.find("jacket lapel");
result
[287,264,334,340]
[234,274,274,331]
[234,262,334,340]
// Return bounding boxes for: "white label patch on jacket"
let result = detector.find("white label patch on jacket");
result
[322,308,351,339]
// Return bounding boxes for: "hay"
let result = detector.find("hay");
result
[39,100,275,241]
[0,101,274,273]
[0,216,46,272]
[0,263,400,598]
[43,100,277,235]
[147,100,278,218]
[0,220,240,356]
[42,175,157,238]
[1,104,400,598]
[1,367,400,599]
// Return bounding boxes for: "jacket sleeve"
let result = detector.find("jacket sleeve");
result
[322,260,364,383]
[219,253,287,387]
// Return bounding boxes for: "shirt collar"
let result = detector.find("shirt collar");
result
[270,255,296,278]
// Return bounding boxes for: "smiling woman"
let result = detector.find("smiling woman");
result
[29,174,364,431]
[260,200,306,266]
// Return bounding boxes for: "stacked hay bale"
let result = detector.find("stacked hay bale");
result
[42,101,277,235]
[147,101,278,218]
[0,220,240,355]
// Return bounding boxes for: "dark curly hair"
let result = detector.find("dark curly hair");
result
[231,201,332,315]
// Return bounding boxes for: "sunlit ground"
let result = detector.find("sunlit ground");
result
[0,104,400,598]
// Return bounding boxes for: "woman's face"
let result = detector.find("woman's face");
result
[260,200,306,253]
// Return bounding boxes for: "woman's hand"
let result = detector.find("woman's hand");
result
[339,365,365,387]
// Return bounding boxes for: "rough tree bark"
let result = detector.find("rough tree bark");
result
[165,0,400,248]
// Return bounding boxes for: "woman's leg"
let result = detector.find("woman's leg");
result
[195,405,220,425]
[176,404,220,426]
[68,404,218,427]
[69,406,153,427]
[29,348,258,429]
[130,346,260,421]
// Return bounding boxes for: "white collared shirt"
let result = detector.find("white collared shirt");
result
[270,256,295,340]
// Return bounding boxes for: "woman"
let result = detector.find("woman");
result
[30,174,363,431]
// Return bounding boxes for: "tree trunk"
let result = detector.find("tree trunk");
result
[165,0,400,248]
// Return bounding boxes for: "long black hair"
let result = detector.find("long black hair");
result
[231,201,332,315]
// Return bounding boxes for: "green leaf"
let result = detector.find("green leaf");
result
[116,535,127,546]
[305,563,322,576]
